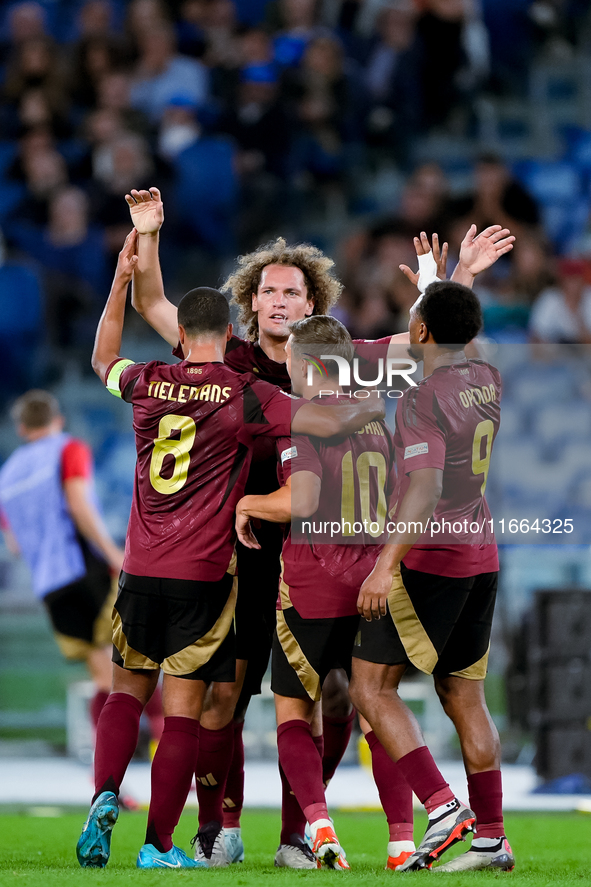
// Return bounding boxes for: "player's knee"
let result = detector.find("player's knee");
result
[322,670,352,718]
[210,680,241,717]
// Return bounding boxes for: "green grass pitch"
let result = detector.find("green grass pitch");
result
[0,809,590,886]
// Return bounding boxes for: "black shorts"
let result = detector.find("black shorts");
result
[234,519,284,697]
[43,546,115,662]
[353,564,498,680]
[113,570,237,681]
[271,605,360,702]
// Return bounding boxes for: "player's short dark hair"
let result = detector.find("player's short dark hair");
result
[289,315,354,375]
[178,287,230,336]
[11,390,61,429]
[417,281,483,345]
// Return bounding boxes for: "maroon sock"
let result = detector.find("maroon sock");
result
[322,710,354,786]
[222,721,244,828]
[279,760,306,844]
[144,684,164,742]
[366,731,414,841]
[93,692,143,801]
[196,721,234,826]
[145,717,199,853]
[467,770,504,838]
[278,732,323,845]
[396,746,454,811]
[90,690,109,729]
[277,720,326,822]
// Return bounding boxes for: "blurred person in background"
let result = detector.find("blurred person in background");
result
[70,34,125,110]
[218,66,292,247]
[443,153,540,249]
[89,132,158,263]
[75,0,118,41]
[478,233,554,338]
[8,185,109,354]
[0,390,123,730]
[11,143,69,226]
[363,0,423,161]
[130,23,209,123]
[529,256,591,344]
[284,34,364,192]
[415,0,488,130]
[0,229,43,403]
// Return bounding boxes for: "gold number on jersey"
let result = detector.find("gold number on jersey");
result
[472,419,494,495]
[341,451,388,537]
[149,415,196,495]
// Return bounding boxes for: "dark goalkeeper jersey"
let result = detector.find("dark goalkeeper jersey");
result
[106,356,303,582]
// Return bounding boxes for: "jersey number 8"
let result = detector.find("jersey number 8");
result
[149,415,196,495]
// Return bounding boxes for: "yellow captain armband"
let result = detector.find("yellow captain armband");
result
[106,359,135,398]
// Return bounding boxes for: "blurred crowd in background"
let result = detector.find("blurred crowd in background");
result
[2,0,591,403]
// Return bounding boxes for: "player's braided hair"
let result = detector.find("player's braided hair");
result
[222,237,343,341]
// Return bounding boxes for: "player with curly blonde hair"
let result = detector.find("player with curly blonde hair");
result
[225,237,342,342]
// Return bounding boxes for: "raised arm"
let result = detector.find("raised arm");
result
[292,391,385,437]
[451,223,515,288]
[92,229,138,383]
[126,187,179,347]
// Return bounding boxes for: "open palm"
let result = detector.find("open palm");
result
[459,224,514,275]
[125,187,164,235]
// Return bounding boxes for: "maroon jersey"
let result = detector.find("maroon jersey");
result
[106,357,303,582]
[173,334,392,489]
[392,359,501,578]
[277,396,397,619]
[174,336,292,391]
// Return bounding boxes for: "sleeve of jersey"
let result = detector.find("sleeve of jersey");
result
[245,380,307,438]
[105,358,143,402]
[61,439,93,481]
[397,387,446,473]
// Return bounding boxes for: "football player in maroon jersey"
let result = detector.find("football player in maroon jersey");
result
[350,280,513,873]
[75,230,385,870]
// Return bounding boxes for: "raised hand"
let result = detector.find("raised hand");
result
[456,224,515,278]
[400,231,448,287]
[114,228,138,286]
[125,187,164,235]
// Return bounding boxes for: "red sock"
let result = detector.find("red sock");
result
[467,770,504,838]
[93,692,143,800]
[90,690,109,729]
[144,684,164,742]
[322,710,355,785]
[396,746,454,812]
[366,731,414,842]
[196,721,234,826]
[222,721,244,828]
[145,717,199,853]
[278,732,323,844]
[277,720,326,825]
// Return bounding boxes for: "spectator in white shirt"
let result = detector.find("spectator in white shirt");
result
[529,257,591,344]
